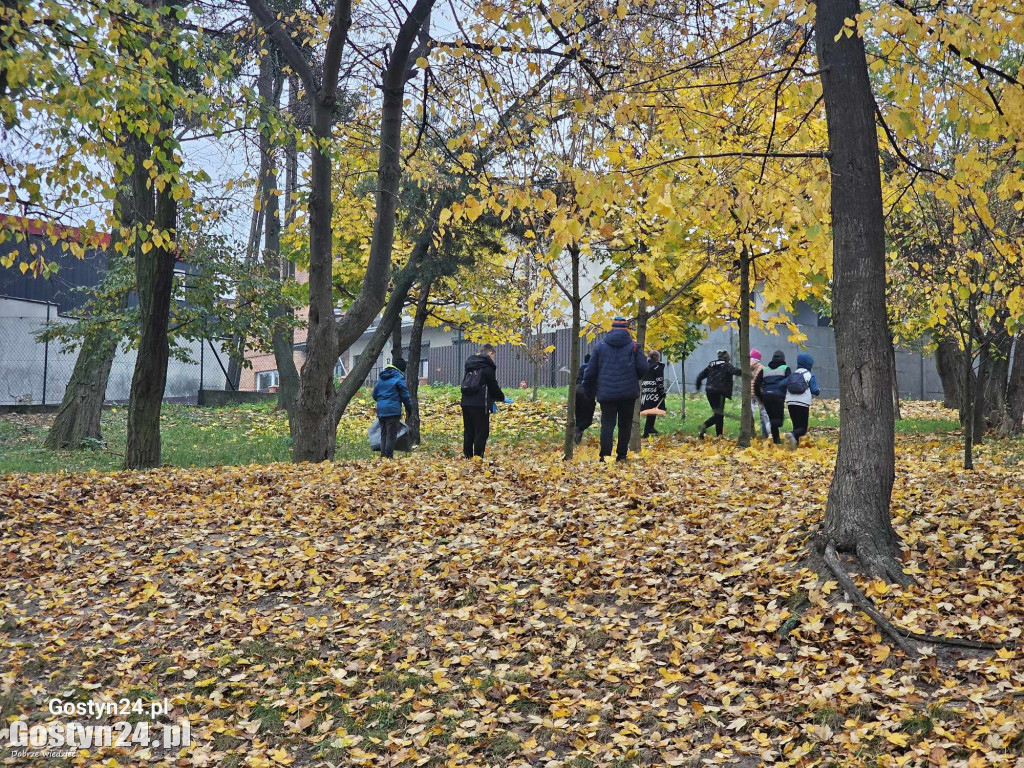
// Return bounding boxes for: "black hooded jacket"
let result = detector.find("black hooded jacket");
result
[460,354,506,410]
[696,358,742,398]
[754,351,791,400]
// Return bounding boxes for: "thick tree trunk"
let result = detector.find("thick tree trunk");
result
[737,246,753,448]
[981,328,1010,431]
[813,0,905,583]
[125,132,177,469]
[45,180,134,450]
[287,0,434,462]
[935,336,966,411]
[629,271,648,453]
[405,279,431,445]
[1001,334,1024,434]
[563,245,581,460]
[45,333,117,449]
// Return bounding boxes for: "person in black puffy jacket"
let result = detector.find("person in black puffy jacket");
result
[753,350,791,444]
[460,344,506,458]
[695,350,741,439]
[581,317,649,461]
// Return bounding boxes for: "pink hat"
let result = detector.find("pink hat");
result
[750,348,762,361]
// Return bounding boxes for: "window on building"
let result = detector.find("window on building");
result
[256,370,279,391]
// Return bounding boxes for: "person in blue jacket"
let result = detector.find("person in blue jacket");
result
[581,317,649,462]
[372,358,413,458]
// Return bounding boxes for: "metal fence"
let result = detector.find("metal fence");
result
[425,327,596,389]
[0,303,235,406]
[417,322,944,401]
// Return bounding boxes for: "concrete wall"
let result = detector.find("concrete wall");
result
[0,297,230,405]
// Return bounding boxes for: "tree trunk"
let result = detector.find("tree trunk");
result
[935,336,966,411]
[45,333,117,449]
[891,342,902,420]
[981,328,1010,431]
[45,179,135,450]
[563,244,581,460]
[405,279,431,445]
[272,67,300,413]
[737,246,753,448]
[629,271,648,453]
[812,0,905,583]
[1000,333,1024,434]
[227,107,271,391]
[963,334,975,469]
[287,0,434,462]
[391,312,403,362]
[680,357,686,423]
[972,338,993,445]
[125,127,177,469]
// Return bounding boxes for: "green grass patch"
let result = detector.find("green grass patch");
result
[0,389,989,475]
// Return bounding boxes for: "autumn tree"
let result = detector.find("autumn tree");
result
[244,0,434,461]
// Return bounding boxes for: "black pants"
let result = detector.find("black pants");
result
[575,394,596,434]
[378,415,400,458]
[599,399,635,459]
[788,403,810,443]
[701,391,726,436]
[462,406,490,458]
[762,395,786,444]
[643,414,658,437]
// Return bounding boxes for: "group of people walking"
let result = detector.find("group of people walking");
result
[695,347,820,448]
[369,318,821,460]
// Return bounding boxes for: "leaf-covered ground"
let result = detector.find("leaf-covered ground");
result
[2,415,1023,768]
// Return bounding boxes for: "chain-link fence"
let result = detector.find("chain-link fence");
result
[0,301,234,406]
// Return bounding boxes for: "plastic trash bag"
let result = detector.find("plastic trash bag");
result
[368,420,412,452]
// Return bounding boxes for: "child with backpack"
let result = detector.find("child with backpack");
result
[372,358,413,459]
[784,352,821,448]
[753,350,790,444]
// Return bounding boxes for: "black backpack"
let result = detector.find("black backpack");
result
[461,367,485,395]
[785,369,809,395]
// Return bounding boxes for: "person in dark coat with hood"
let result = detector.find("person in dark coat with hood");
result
[640,350,667,438]
[695,350,741,439]
[372,358,413,458]
[460,343,506,458]
[753,350,791,444]
[581,317,649,461]
[574,353,595,444]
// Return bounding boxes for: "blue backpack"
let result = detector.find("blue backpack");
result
[785,370,808,395]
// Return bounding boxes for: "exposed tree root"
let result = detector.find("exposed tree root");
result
[822,542,1015,657]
